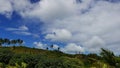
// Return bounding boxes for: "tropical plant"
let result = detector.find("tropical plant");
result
[100,48,116,67]
[0,49,14,64]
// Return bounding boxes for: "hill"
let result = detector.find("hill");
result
[0,46,120,68]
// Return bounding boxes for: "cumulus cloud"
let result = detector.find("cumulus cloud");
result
[21,0,78,22]
[52,44,59,50]
[0,0,33,18]
[33,42,47,49]
[33,42,60,50]
[45,29,72,42]
[1,0,120,54]
[41,0,120,53]
[61,43,84,54]
[0,0,13,18]
[84,36,105,53]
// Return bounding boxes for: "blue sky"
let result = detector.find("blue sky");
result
[0,0,120,54]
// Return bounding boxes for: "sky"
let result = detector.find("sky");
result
[0,0,120,54]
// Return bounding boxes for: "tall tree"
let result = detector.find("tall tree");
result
[100,48,116,66]
[17,39,23,45]
[58,47,60,51]
[4,38,10,45]
[50,44,54,50]
[46,47,49,50]
[0,38,4,47]
[11,40,17,46]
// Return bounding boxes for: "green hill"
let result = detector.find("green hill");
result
[0,46,119,68]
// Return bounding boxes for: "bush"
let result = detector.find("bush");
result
[9,54,23,66]
[35,56,85,68]
[35,57,65,68]
[100,48,116,66]
[61,57,84,68]
[0,49,14,64]
[0,62,6,68]
[22,54,41,68]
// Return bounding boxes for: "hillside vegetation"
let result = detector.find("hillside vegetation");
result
[0,46,120,68]
[0,38,120,68]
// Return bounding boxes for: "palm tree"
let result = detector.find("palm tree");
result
[4,38,10,46]
[46,47,49,50]
[19,40,23,44]
[0,43,2,47]
[17,39,23,45]
[16,39,23,46]
[100,48,116,66]
[50,44,54,50]
[11,40,17,46]
[58,47,60,51]
[0,38,24,47]
[0,38,4,47]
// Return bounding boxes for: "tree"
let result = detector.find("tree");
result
[0,38,4,47]
[50,44,54,50]
[17,39,23,45]
[35,58,66,68]
[0,43,2,47]
[23,54,41,68]
[11,40,17,46]
[58,47,60,51]
[100,48,116,66]
[4,38,10,44]
[46,47,49,50]
[0,49,14,64]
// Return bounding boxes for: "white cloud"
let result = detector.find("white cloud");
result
[19,25,29,31]
[45,29,72,42]
[41,1,120,53]
[52,44,59,50]
[21,0,77,22]
[33,42,47,49]
[32,34,40,38]
[61,43,84,54]
[0,0,13,18]
[33,42,84,54]
[85,36,105,48]
[13,31,31,36]
[84,36,105,53]
[6,25,39,37]
[6,25,29,31]
[0,0,33,18]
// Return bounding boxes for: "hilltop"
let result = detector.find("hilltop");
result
[0,46,120,68]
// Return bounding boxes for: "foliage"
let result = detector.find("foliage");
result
[100,48,116,66]
[0,48,14,64]
[22,54,41,68]
[35,58,63,68]
[0,44,120,68]
[0,38,23,46]
[61,56,84,68]
[9,54,24,66]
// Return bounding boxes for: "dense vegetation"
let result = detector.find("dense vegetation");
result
[0,38,120,68]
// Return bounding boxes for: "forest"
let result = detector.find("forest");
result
[0,38,120,68]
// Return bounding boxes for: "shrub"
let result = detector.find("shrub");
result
[22,54,41,68]
[0,49,14,64]
[9,54,23,66]
[35,57,65,68]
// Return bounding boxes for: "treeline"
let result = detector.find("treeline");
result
[0,38,23,46]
